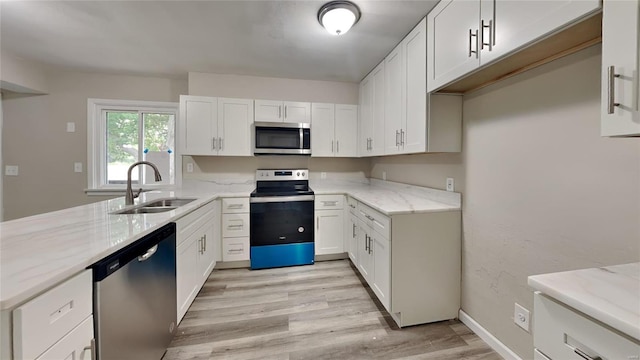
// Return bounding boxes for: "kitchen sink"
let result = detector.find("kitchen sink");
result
[112,197,197,215]
[115,207,177,215]
[143,198,196,207]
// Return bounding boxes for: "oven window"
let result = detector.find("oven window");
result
[255,128,301,149]
[250,200,314,246]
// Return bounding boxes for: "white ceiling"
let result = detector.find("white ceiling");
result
[0,0,438,83]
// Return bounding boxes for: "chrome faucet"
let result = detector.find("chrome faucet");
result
[125,161,162,205]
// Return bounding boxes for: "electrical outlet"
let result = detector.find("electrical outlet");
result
[446,178,454,192]
[514,303,530,332]
[5,165,19,176]
[66,122,76,132]
[382,171,387,181]
[186,163,194,173]
[321,172,327,179]
[74,162,83,173]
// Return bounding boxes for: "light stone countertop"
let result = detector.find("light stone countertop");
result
[0,178,459,310]
[528,262,640,341]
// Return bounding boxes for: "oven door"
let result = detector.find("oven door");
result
[250,195,314,246]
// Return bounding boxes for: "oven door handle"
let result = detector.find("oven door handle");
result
[250,195,315,203]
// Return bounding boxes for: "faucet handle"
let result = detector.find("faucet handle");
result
[134,188,144,199]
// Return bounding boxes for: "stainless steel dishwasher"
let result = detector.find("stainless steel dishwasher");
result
[92,223,177,360]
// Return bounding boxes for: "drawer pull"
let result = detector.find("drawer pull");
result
[349,204,356,208]
[322,201,338,206]
[227,204,244,209]
[49,301,73,323]
[227,224,244,229]
[228,249,244,253]
[365,214,374,221]
[83,339,97,360]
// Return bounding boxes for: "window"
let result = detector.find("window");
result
[88,99,179,194]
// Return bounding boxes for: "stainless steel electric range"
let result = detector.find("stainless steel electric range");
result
[249,169,314,269]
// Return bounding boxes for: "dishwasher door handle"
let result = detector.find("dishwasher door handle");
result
[138,245,159,262]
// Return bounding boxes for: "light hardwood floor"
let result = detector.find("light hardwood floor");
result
[165,260,502,360]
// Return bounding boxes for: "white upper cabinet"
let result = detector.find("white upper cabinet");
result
[371,62,386,156]
[311,103,358,157]
[601,0,640,137]
[359,76,373,156]
[178,95,253,156]
[217,98,253,156]
[384,42,405,155]
[334,104,358,157]
[254,100,311,123]
[403,17,429,154]
[311,103,335,157]
[427,0,600,92]
[179,96,218,155]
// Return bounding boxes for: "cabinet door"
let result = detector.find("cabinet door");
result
[371,62,386,156]
[177,234,199,323]
[197,224,216,286]
[347,212,358,264]
[315,209,344,255]
[371,233,391,311]
[179,95,217,155]
[217,98,253,156]
[35,316,93,360]
[384,43,405,155]
[311,103,336,157]
[283,101,311,123]
[359,76,373,156]
[254,99,283,122]
[601,0,640,136]
[480,0,601,65]
[427,0,481,92]
[404,17,428,154]
[335,104,358,157]
[356,220,373,282]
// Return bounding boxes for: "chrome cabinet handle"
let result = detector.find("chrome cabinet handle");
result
[322,201,338,206]
[574,348,601,360]
[227,204,244,209]
[278,105,282,119]
[138,244,158,262]
[228,248,243,253]
[481,20,493,51]
[219,137,223,150]
[83,339,97,360]
[469,29,479,58]
[212,137,216,151]
[332,140,334,152]
[284,105,288,119]
[228,224,243,229]
[365,214,374,221]
[352,223,356,237]
[365,234,369,251]
[396,130,400,146]
[400,129,405,146]
[336,140,339,153]
[608,66,621,114]
[203,234,207,252]
[317,216,320,231]
[368,236,373,254]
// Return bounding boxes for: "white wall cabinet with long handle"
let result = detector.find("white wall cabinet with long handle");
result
[179,96,253,156]
[427,0,601,92]
[600,0,640,137]
[359,63,386,156]
[384,17,463,155]
[311,103,358,157]
[255,100,311,124]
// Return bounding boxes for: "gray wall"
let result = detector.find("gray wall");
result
[2,71,187,220]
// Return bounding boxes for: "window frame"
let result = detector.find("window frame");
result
[87,98,181,195]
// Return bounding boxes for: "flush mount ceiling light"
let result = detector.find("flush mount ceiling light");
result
[318,1,361,36]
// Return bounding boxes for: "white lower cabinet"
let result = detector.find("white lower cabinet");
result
[348,196,461,327]
[533,292,640,360]
[176,200,220,323]
[7,270,94,360]
[314,195,345,256]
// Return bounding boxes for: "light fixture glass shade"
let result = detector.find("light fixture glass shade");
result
[321,8,356,35]
[318,1,361,36]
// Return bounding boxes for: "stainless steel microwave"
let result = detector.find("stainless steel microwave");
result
[254,122,311,155]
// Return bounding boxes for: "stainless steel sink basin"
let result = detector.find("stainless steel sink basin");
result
[143,198,196,208]
[115,207,177,215]
[112,197,196,215]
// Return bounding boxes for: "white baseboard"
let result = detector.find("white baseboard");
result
[459,309,523,360]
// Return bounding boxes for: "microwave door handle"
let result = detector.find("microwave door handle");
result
[300,128,304,149]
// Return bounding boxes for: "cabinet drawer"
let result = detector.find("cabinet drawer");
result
[222,213,250,237]
[534,292,640,360]
[13,270,93,360]
[534,349,551,360]
[222,237,250,261]
[222,197,249,213]
[357,203,390,239]
[176,200,216,242]
[315,195,344,210]
[35,315,93,360]
[346,196,358,214]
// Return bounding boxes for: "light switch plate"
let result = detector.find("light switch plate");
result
[74,162,83,173]
[321,172,327,179]
[446,178,454,192]
[186,163,194,173]
[5,165,19,176]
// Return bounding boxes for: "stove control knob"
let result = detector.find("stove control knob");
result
[297,172,300,176]
[302,172,305,177]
